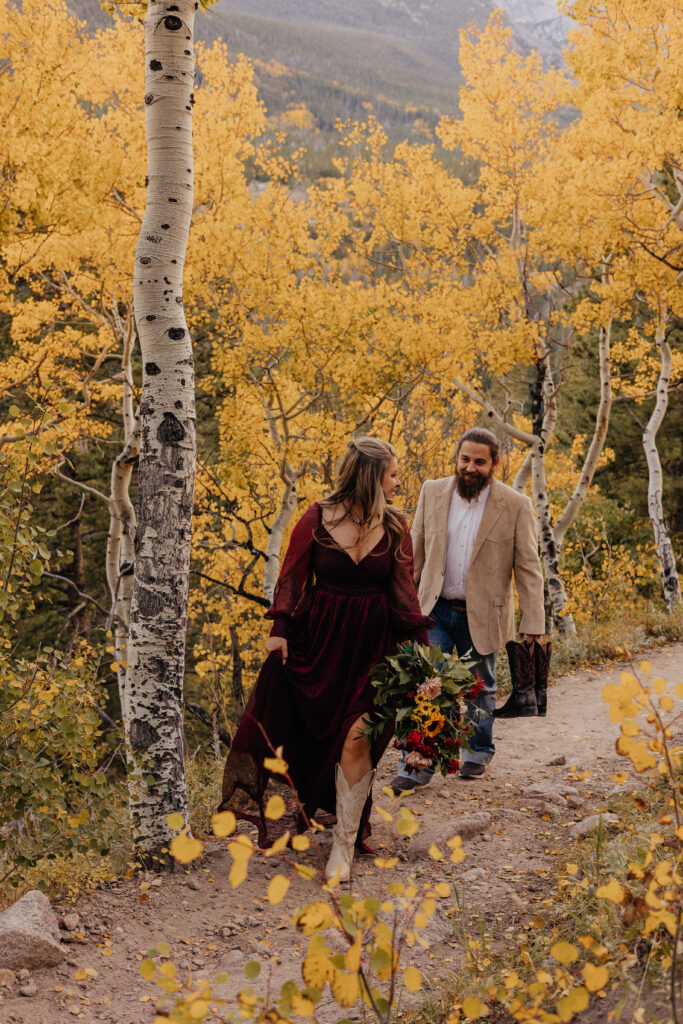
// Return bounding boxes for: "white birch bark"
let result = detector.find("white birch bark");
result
[125,0,197,861]
[554,317,613,547]
[643,313,681,612]
[105,313,141,732]
[262,462,299,603]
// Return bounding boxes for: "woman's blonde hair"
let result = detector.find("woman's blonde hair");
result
[322,436,406,553]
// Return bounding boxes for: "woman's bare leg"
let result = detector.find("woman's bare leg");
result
[339,714,373,786]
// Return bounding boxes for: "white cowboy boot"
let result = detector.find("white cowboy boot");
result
[325,764,376,883]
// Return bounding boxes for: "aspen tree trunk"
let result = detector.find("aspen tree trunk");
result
[554,318,613,547]
[262,463,299,602]
[105,315,140,733]
[126,0,197,861]
[643,314,681,612]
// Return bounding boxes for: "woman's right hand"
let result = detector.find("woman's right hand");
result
[265,636,288,664]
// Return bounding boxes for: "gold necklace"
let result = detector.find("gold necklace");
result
[344,503,364,526]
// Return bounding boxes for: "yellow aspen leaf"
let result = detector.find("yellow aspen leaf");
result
[628,742,657,772]
[302,952,334,989]
[428,843,443,860]
[435,882,451,897]
[403,967,422,992]
[609,772,627,784]
[295,862,317,880]
[267,874,290,905]
[166,813,184,830]
[291,834,309,851]
[653,678,666,694]
[674,684,683,698]
[158,962,175,978]
[461,996,489,1019]
[265,794,286,820]
[414,912,429,930]
[536,969,553,984]
[422,898,436,916]
[263,756,288,775]
[550,941,579,965]
[582,962,608,992]
[659,695,674,713]
[189,1001,209,1019]
[264,832,290,857]
[557,986,590,1022]
[596,879,625,903]
[74,969,88,981]
[375,805,393,822]
[565,863,579,874]
[297,902,334,934]
[397,818,418,837]
[504,970,521,988]
[228,835,253,886]
[450,846,465,864]
[621,720,640,737]
[374,856,398,869]
[290,993,315,1017]
[578,936,595,949]
[139,958,155,983]
[211,811,236,837]
[332,968,359,1007]
[344,932,362,972]
[169,834,204,864]
[639,660,652,675]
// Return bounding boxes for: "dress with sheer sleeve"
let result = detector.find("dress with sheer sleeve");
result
[265,503,319,639]
[219,502,432,848]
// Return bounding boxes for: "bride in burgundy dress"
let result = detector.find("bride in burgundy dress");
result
[219,437,431,881]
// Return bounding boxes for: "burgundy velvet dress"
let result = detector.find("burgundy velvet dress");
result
[219,502,431,848]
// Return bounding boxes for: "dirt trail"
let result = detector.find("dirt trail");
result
[3,644,682,1024]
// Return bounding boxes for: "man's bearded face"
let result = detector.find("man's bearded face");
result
[455,440,497,500]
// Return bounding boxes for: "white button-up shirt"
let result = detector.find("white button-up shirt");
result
[441,483,491,600]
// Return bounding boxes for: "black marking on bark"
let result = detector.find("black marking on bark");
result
[150,59,162,70]
[140,256,152,265]
[164,15,182,30]
[175,297,182,304]
[174,479,184,487]
[165,75,175,81]
[161,224,170,230]
[164,276,171,284]
[168,197,177,203]
[145,175,149,187]
[146,314,156,322]
[168,327,185,340]
[157,412,186,446]
[184,49,191,55]
[130,717,160,752]
[181,379,186,386]
[145,362,161,376]
[174,400,183,409]
[168,3,180,8]
[190,93,195,105]
[145,93,154,105]
[146,234,162,243]
[171,259,177,264]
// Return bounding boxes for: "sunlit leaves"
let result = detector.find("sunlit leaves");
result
[227,834,253,887]
[169,834,204,864]
[582,962,608,992]
[210,811,236,837]
[267,874,290,905]
[596,879,626,903]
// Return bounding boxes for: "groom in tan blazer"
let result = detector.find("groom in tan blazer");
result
[391,427,545,789]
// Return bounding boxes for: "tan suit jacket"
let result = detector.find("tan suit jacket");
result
[411,475,545,655]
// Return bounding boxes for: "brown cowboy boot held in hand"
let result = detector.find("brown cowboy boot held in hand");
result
[493,640,539,717]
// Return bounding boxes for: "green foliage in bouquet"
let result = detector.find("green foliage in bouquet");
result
[365,641,484,777]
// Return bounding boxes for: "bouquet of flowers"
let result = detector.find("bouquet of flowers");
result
[365,641,485,776]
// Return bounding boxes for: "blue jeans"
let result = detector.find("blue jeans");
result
[397,598,497,782]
